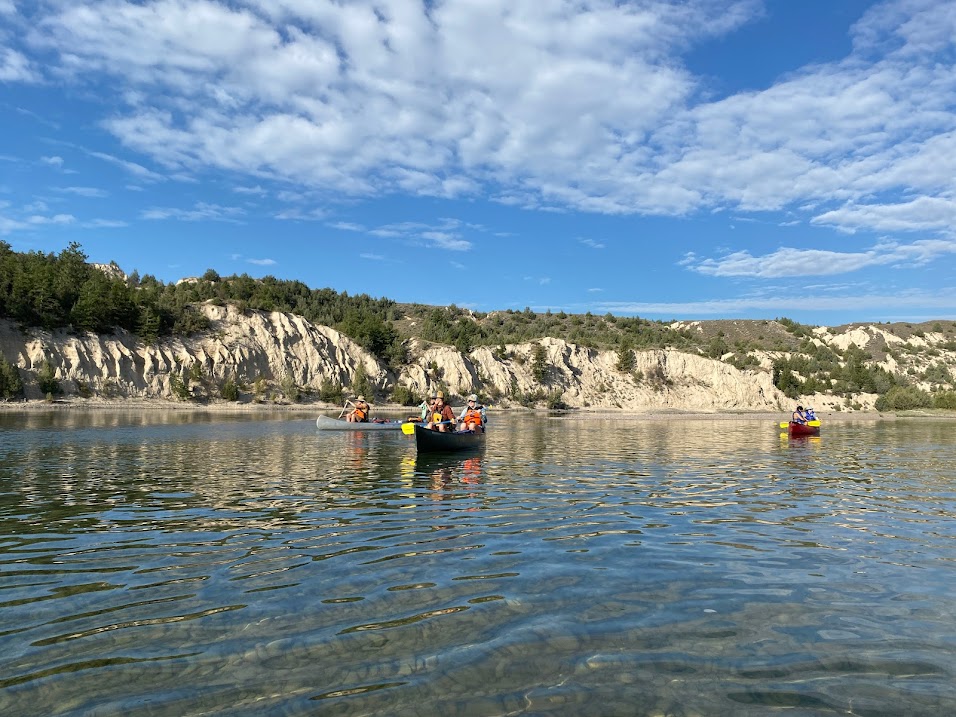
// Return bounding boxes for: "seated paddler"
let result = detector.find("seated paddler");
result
[457,394,486,432]
[347,395,371,423]
[426,391,456,432]
[791,405,808,424]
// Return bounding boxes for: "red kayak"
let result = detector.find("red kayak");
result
[788,421,820,437]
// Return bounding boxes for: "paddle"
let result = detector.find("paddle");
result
[402,420,453,435]
[779,420,821,428]
[338,399,355,419]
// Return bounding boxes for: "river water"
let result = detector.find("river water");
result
[0,411,954,716]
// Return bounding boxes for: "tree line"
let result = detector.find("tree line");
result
[0,241,405,364]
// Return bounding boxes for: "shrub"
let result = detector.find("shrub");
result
[616,339,635,372]
[390,384,418,406]
[545,390,567,409]
[253,377,268,403]
[169,373,190,400]
[318,378,344,404]
[932,391,956,410]
[874,385,932,411]
[280,373,300,402]
[36,360,61,396]
[923,362,954,385]
[531,343,549,383]
[772,360,802,398]
[351,363,372,399]
[0,356,24,400]
[707,334,730,359]
[221,377,239,401]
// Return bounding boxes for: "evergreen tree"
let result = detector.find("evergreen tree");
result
[0,355,24,399]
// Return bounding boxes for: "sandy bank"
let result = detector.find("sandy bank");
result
[0,397,923,422]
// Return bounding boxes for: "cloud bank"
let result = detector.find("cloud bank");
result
[2,0,949,237]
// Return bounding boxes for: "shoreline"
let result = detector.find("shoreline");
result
[2,398,947,421]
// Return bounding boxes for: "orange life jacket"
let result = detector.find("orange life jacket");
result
[353,406,368,422]
[462,408,484,425]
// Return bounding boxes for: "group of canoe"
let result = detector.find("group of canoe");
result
[316,397,486,453]
[318,398,822,445]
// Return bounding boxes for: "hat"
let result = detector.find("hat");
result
[467,394,478,402]
[435,390,445,399]
[357,395,366,402]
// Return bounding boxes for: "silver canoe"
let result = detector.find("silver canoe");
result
[315,415,407,431]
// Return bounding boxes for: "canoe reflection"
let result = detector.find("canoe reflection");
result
[344,431,370,469]
[781,434,822,446]
[413,453,484,491]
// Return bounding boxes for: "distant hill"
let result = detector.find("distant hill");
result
[1,241,954,412]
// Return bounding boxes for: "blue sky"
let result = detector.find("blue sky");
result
[3,0,956,327]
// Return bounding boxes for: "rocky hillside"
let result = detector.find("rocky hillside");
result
[2,303,954,412]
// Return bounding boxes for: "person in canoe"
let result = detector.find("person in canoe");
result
[346,395,371,423]
[791,405,809,424]
[457,394,486,432]
[419,395,436,421]
[426,390,457,432]
[805,406,817,421]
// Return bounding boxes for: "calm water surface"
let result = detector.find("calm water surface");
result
[0,411,954,716]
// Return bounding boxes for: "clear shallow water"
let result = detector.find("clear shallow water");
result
[1,411,954,716]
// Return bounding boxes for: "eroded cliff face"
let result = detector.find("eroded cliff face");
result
[398,337,784,411]
[0,303,789,410]
[0,304,389,401]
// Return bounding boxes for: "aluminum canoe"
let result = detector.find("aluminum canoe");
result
[316,415,407,431]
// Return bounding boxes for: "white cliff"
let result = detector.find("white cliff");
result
[3,303,951,411]
[1,303,790,411]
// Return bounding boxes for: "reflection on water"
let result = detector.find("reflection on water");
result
[1,412,955,716]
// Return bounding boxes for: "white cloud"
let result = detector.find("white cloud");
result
[579,238,605,249]
[60,186,109,198]
[83,219,128,228]
[592,288,956,318]
[8,0,954,241]
[813,196,956,233]
[234,185,267,196]
[329,221,365,232]
[247,258,276,266]
[87,150,164,181]
[686,239,956,278]
[0,48,41,83]
[274,207,325,221]
[23,200,49,213]
[20,1,751,201]
[27,213,75,226]
[363,219,475,250]
[142,202,245,222]
[420,231,471,251]
[0,215,27,234]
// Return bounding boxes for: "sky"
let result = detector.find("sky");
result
[2,0,956,328]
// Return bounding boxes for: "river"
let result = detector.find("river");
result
[1,411,954,716]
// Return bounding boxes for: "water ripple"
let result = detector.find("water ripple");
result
[0,413,954,715]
